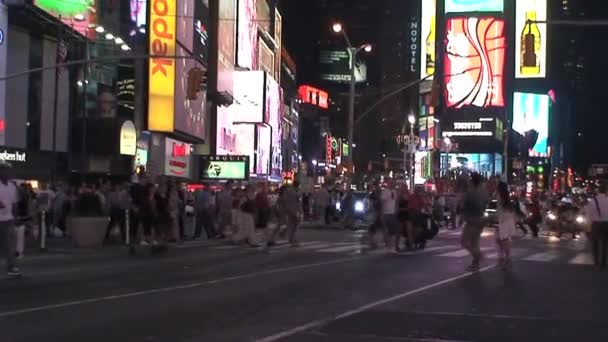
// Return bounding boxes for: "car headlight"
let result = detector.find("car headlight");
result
[336,201,341,211]
[547,212,557,220]
[484,212,489,217]
[576,215,586,224]
[354,201,365,213]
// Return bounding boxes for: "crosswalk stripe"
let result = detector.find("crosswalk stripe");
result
[523,251,559,262]
[569,252,594,265]
[298,242,336,250]
[318,244,365,253]
[438,249,469,257]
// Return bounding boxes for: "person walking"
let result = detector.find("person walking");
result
[406,187,425,250]
[193,185,218,240]
[496,182,516,270]
[460,173,489,272]
[396,187,410,251]
[232,185,259,247]
[380,182,399,253]
[267,182,302,249]
[104,183,130,244]
[216,182,233,237]
[255,183,271,229]
[584,182,608,269]
[0,164,20,276]
[317,184,331,225]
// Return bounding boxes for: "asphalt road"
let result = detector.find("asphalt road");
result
[0,226,606,342]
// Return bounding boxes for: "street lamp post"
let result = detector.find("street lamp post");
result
[332,23,371,176]
[406,114,416,191]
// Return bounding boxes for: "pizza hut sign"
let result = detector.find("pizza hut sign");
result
[164,137,191,177]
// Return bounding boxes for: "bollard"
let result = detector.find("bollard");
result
[40,210,47,251]
[125,209,130,246]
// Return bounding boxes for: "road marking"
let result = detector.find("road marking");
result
[569,252,594,265]
[318,244,364,253]
[254,264,496,342]
[524,251,559,262]
[0,257,360,319]
[437,249,469,257]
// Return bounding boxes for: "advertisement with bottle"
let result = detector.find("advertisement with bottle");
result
[444,17,505,109]
[420,0,436,80]
[512,92,550,157]
[445,0,503,14]
[175,45,207,140]
[515,0,547,79]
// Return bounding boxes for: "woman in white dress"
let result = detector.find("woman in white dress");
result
[496,182,516,270]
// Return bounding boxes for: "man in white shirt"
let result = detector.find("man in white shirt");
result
[380,183,399,253]
[0,164,20,276]
[585,182,608,268]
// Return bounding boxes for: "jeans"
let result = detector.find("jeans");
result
[195,209,216,239]
[592,222,608,267]
[105,208,126,242]
[461,218,484,265]
[0,220,16,270]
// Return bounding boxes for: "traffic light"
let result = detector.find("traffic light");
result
[187,67,205,100]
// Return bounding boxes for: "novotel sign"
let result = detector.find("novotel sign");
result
[148,0,177,133]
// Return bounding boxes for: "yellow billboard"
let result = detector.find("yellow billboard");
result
[515,0,547,79]
[420,0,436,80]
[148,0,177,132]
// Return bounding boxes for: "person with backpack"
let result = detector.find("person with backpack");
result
[496,182,517,270]
[584,182,608,269]
[460,173,489,272]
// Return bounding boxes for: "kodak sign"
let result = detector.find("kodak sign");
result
[148,0,176,132]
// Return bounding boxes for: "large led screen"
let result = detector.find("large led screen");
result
[444,17,505,108]
[237,0,258,70]
[175,45,206,140]
[420,0,436,80]
[218,0,236,93]
[216,71,264,173]
[512,92,550,158]
[445,0,503,13]
[130,0,147,30]
[34,0,96,39]
[256,125,271,175]
[193,0,210,64]
[515,0,547,79]
[177,0,195,52]
[265,75,283,176]
[319,49,367,83]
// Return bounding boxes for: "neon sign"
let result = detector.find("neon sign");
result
[298,85,329,109]
[444,17,505,108]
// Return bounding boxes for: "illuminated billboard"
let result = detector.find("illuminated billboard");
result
[201,156,249,181]
[218,0,236,94]
[148,0,177,132]
[420,0,436,80]
[176,0,195,52]
[265,75,283,176]
[34,0,96,39]
[175,45,206,139]
[512,92,550,157]
[130,0,147,30]
[445,0,503,14]
[237,0,258,70]
[515,0,547,79]
[216,71,264,172]
[444,17,505,108]
[298,85,329,109]
[256,125,271,175]
[319,49,367,83]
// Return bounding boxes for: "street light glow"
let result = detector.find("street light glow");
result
[73,14,85,22]
[332,23,343,33]
[408,114,416,125]
[114,37,124,45]
[364,44,372,53]
[95,25,105,33]
[312,159,318,166]
[121,44,130,51]
[105,33,114,40]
